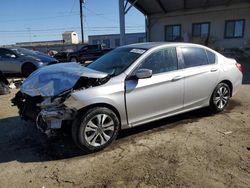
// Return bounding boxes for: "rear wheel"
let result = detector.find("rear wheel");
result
[210,83,231,113]
[22,63,37,77]
[72,107,120,153]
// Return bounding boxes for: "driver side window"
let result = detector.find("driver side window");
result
[0,49,16,58]
[138,47,178,75]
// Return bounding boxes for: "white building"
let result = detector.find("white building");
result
[62,31,79,44]
[129,0,250,50]
[88,33,146,48]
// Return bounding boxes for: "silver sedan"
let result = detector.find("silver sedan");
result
[0,48,58,77]
[14,42,243,152]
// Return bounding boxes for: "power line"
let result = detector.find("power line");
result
[84,7,118,23]
[0,13,80,23]
[69,0,77,15]
[0,26,144,33]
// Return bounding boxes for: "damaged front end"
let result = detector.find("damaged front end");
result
[12,62,109,135]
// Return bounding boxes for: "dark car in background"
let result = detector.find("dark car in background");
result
[67,44,112,63]
[0,48,58,77]
[53,49,73,62]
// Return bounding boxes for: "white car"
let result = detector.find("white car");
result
[13,42,243,152]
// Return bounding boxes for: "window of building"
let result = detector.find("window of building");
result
[165,25,181,41]
[181,47,209,68]
[192,22,210,37]
[115,39,120,47]
[138,37,145,43]
[225,19,245,38]
[103,39,110,48]
[92,40,100,45]
[138,47,178,74]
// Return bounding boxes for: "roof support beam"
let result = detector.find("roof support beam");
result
[156,0,167,13]
[183,0,187,10]
[203,0,210,8]
[119,0,126,46]
[226,0,233,6]
[127,0,148,15]
[125,0,139,14]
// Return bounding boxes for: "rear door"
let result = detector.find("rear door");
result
[125,47,184,126]
[177,46,219,109]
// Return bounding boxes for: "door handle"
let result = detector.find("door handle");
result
[171,76,183,82]
[210,68,218,72]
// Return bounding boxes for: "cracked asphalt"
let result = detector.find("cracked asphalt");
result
[0,85,250,187]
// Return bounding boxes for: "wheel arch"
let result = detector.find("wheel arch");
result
[21,62,37,70]
[76,103,121,124]
[69,56,78,61]
[21,62,37,75]
[219,80,233,97]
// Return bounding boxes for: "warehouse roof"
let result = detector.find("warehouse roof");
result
[128,0,250,15]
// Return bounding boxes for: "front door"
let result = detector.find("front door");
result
[125,47,184,126]
[0,49,20,73]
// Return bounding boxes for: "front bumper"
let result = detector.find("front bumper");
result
[12,91,75,133]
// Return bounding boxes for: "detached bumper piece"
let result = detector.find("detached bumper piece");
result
[36,107,75,133]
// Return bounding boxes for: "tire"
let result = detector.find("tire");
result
[209,83,231,113]
[22,63,37,77]
[72,107,120,153]
[70,57,78,62]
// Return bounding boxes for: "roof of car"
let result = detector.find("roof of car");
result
[123,42,204,50]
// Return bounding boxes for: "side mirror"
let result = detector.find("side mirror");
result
[135,69,152,79]
[10,54,17,58]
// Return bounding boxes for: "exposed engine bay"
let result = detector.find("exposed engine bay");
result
[12,63,110,135]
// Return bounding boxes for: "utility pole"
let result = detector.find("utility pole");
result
[79,0,84,43]
[27,27,32,44]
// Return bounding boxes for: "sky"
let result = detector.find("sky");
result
[0,0,145,45]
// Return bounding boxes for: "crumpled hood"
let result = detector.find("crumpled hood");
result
[21,62,108,97]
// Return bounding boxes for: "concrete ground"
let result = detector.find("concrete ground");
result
[0,62,250,187]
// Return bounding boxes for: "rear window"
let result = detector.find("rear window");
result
[181,47,208,68]
[206,50,216,64]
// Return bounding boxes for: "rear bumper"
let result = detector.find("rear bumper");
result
[232,73,243,97]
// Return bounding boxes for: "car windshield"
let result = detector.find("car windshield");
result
[12,48,37,56]
[87,47,146,76]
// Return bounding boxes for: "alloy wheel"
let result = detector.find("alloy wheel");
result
[83,114,115,147]
[213,86,230,109]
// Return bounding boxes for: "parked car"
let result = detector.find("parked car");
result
[221,48,250,61]
[53,49,73,62]
[0,48,58,77]
[67,44,112,63]
[12,42,242,152]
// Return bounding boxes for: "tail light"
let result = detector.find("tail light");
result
[236,63,243,72]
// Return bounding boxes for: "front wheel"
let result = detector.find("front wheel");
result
[22,63,37,77]
[72,107,120,153]
[209,83,231,113]
[70,57,78,62]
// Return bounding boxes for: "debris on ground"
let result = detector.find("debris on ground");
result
[0,71,10,95]
[217,130,233,135]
